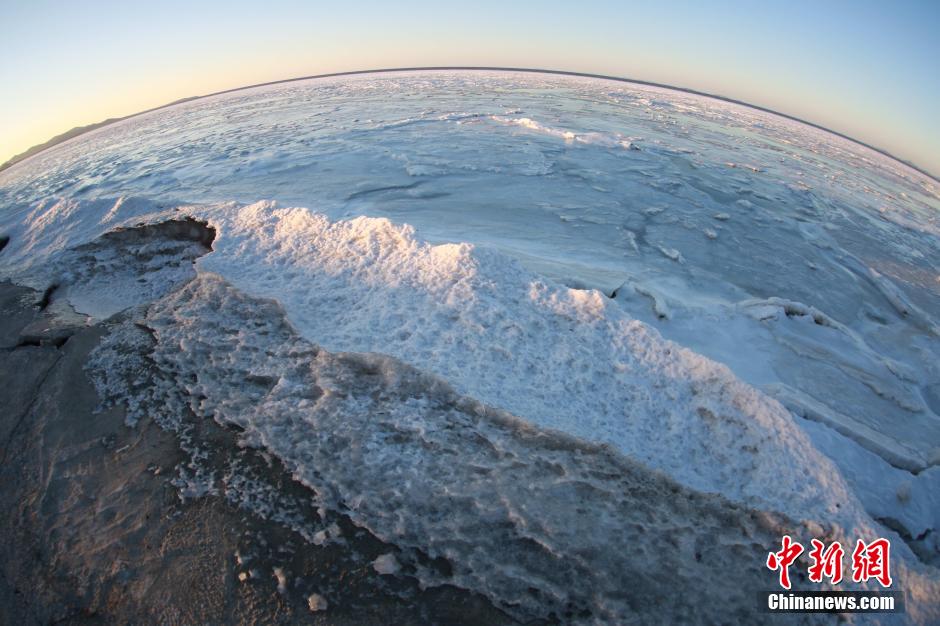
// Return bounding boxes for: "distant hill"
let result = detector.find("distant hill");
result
[1,119,120,172]
[0,96,200,173]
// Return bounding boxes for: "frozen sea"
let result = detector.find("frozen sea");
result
[1,70,938,621]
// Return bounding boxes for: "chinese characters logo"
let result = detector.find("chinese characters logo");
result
[767,536,891,590]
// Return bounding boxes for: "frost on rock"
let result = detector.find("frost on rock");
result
[86,274,938,624]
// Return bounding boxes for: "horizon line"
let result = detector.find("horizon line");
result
[4,65,938,184]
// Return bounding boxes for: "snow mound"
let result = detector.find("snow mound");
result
[86,273,938,623]
[94,273,940,623]
[0,198,930,537]
[4,204,937,621]
[200,202,862,529]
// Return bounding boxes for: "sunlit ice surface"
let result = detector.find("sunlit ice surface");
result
[0,70,938,621]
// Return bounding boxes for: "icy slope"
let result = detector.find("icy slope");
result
[197,201,865,528]
[0,196,925,535]
[3,201,939,620]
[2,196,938,544]
[89,272,936,624]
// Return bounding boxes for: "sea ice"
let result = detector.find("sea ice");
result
[1,70,937,621]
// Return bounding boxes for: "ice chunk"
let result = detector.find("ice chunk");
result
[273,567,288,594]
[307,593,328,612]
[372,554,400,576]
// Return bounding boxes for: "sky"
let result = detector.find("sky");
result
[1,0,938,175]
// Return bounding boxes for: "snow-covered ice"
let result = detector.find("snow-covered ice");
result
[82,272,940,621]
[1,70,938,621]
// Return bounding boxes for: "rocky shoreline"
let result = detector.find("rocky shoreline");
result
[0,281,513,625]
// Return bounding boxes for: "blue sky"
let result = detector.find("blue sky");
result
[1,0,937,174]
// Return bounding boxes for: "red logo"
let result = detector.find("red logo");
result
[766,535,804,590]
[851,538,892,588]
[767,536,892,589]
[808,539,844,584]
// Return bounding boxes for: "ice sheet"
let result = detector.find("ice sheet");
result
[1,71,935,480]
[85,271,940,622]
[1,71,938,600]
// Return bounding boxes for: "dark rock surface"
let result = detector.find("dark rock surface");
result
[0,282,516,625]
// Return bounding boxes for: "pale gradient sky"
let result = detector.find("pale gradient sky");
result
[1,0,938,175]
